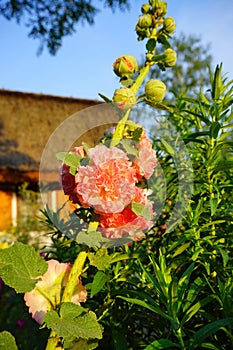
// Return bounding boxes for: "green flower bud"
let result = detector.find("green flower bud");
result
[164,48,177,67]
[113,55,138,78]
[141,3,151,14]
[150,0,167,16]
[135,24,150,40]
[136,14,153,29]
[145,79,166,103]
[163,16,176,34]
[158,2,167,16]
[112,87,137,110]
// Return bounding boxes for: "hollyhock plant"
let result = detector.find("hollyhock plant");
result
[134,131,157,179]
[24,259,87,324]
[75,144,137,214]
[99,187,154,240]
[59,126,157,241]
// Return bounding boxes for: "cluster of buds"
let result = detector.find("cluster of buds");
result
[135,1,176,41]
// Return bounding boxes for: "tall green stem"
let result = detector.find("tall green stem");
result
[62,251,87,302]
[45,251,87,350]
[110,64,151,147]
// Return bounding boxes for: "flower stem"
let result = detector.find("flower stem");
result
[110,64,150,147]
[45,330,61,350]
[62,251,87,302]
[45,251,87,350]
[131,64,150,95]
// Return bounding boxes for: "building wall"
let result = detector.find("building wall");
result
[0,90,101,232]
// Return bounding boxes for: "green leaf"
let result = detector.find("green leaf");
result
[64,338,98,350]
[211,64,222,100]
[210,121,221,139]
[98,93,112,103]
[181,296,213,326]
[144,339,179,349]
[160,138,175,156]
[88,248,112,270]
[131,201,151,220]
[188,317,233,349]
[56,152,82,170]
[0,242,48,293]
[151,54,167,63]
[43,302,103,340]
[117,296,173,322]
[219,248,229,268]
[112,328,128,350]
[172,242,191,258]
[146,38,156,52]
[0,331,18,350]
[76,231,109,248]
[91,271,108,297]
[120,139,138,156]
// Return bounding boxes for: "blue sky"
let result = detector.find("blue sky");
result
[1,0,233,101]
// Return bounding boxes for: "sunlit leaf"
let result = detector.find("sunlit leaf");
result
[0,242,47,293]
[0,331,18,350]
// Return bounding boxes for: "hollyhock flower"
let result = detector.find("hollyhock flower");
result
[99,187,154,240]
[75,145,137,213]
[134,133,157,179]
[24,260,87,324]
[60,146,85,204]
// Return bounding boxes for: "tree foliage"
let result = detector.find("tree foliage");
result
[149,32,213,97]
[0,0,130,55]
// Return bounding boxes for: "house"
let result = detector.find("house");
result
[0,89,118,232]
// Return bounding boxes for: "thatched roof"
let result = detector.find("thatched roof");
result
[0,89,101,171]
[0,89,119,186]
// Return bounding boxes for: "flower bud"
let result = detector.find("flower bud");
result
[135,24,149,40]
[136,14,153,29]
[158,2,167,16]
[113,55,138,78]
[141,3,151,14]
[164,48,177,67]
[112,87,137,110]
[145,79,166,103]
[163,16,176,33]
[150,0,167,16]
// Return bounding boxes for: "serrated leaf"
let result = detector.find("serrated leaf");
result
[144,339,179,349]
[56,152,82,170]
[76,231,109,248]
[131,201,151,220]
[91,271,108,298]
[0,242,48,293]
[88,248,112,271]
[0,331,18,350]
[43,302,103,340]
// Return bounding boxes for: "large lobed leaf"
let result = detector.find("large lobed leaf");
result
[43,302,103,341]
[0,331,18,350]
[0,242,48,293]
